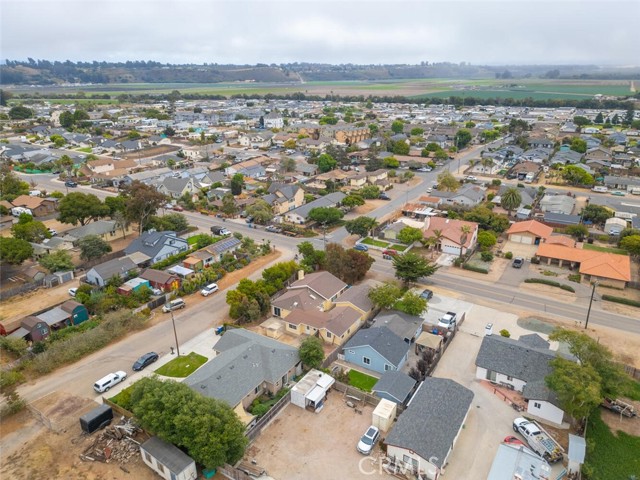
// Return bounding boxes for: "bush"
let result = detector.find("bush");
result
[453,257,463,267]
[524,278,575,292]
[530,256,541,264]
[568,274,581,283]
[480,251,494,262]
[601,295,640,308]
[491,179,502,186]
[0,337,28,357]
[463,264,489,274]
[499,329,511,338]
[504,252,513,259]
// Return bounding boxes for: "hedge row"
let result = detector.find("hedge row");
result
[463,264,489,274]
[524,278,575,292]
[602,295,640,308]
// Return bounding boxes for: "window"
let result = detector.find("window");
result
[143,451,152,463]
[349,350,355,355]
[254,386,259,394]
[363,356,371,365]
[274,307,281,317]
[157,463,165,474]
[288,323,297,330]
[534,402,542,409]
[384,364,392,371]
[326,332,332,338]
[506,376,513,381]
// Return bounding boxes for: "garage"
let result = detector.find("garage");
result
[509,233,533,245]
[442,244,461,255]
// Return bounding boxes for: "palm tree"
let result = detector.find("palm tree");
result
[481,157,494,173]
[459,225,472,262]
[431,229,443,252]
[501,187,522,217]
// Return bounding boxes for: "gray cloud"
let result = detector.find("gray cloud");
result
[1,0,638,65]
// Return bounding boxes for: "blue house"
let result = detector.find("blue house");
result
[342,326,409,374]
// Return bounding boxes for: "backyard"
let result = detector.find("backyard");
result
[585,411,640,479]
[347,369,378,392]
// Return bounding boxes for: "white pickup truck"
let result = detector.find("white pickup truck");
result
[438,312,457,330]
[512,417,564,463]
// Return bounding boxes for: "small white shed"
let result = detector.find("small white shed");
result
[291,369,335,413]
[372,398,397,432]
[140,436,197,480]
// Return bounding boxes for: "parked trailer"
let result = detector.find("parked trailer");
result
[79,404,113,434]
[513,417,564,463]
[601,397,637,418]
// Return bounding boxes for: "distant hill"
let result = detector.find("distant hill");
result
[1,60,638,85]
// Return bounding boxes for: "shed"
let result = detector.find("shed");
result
[372,398,397,432]
[290,369,335,413]
[117,277,151,296]
[140,436,197,480]
[567,434,586,475]
[9,316,50,342]
[167,265,195,279]
[415,331,443,354]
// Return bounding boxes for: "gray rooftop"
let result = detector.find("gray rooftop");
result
[518,333,550,349]
[62,220,116,242]
[140,436,194,474]
[343,326,409,367]
[372,371,416,405]
[90,256,138,281]
[36,306,70,326]
[289,271,347,300]
[371,311,422,343]
[487,444,551,480]
[124,231,187,260]
[287,191,346,219]
[335,283,373,313]
[185,329,299,408]
[207,236,241,254]
[385,378,474,468]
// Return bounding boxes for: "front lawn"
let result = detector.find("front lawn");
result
[585,410,640,479]
[583,243,628,255]
[155,352,207,377]
[361,237,390,248]
[348,370,378,392]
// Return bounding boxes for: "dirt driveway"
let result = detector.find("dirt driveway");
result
[245,395,392,480]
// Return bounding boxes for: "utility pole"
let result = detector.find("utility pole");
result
[170,310,180,356]
[322,222,327,250]
[584,281,599,330]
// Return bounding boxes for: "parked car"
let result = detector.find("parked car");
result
[438,311,457,330]
[353,244,369,252]
[93,371,127,393]
[420,289,434,300]
[357,425,380,455]
[68,287,78,297]
[382,249,398,257]
[64,180,78,188]
[512,257,524,269]
[200,283,219,296]
[48,228,57,236]
[266,225,282,233]
[417,167,432,172]
[132,352,159,371]
[378,193,391,200]
[611,191,626,196]
[162,299,186,312]
[245,216,254,223]
[172,205,184,212]
[211,226,230,236]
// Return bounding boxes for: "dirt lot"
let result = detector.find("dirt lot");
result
[600,399,640,436]
[245,396,391,480]
[0,392,155,480]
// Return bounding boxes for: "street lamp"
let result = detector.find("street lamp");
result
[170,310,180,356]
[584,281,599,330]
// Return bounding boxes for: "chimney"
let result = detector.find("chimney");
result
[297,269,305,281]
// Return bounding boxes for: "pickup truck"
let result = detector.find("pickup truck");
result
[438,312,457,330]
[512,417,564,463]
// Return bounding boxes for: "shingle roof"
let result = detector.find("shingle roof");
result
[371,311,422,343]
[285,305,361,337]
[272,288,325,312]
[334,284,373,313]
[36,307,70,326]
[287,192,346,219]
[124,231,187,260]
[385,378,474,468]
[140,437,194,474]
[372,371,416,404]
[185,329,299,408]
[90,256,138,282]
[343,326,409,367]
[139,268,178,284]
[288,271,347,300]
[518,333,550,349]
[62,220,116,241]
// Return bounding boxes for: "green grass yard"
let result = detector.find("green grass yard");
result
[583,243,628,255]
[360,237,408,251]
[155,352,207,378]
[348,370,378,392]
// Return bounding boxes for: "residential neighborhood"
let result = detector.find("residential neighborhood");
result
[1,79,640,480]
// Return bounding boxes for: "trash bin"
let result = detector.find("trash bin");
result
[215,326,225,335]
[485,323,493,336]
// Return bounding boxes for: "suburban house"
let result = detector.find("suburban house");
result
[370,311,423,344]
[10,195,58,217]
[140,436,197,480]
[61,220,118,243]
[185,329,301,424]
[539,194,575,215]
[475,333,570,425]
[271,271,348,318]
[603,175,640,193]
[262,183,304,215]
[86,256,138,287]
[124,231,189,266]
[423,217,479,256]
[138,269,181,292]
[284,192,346,224]
[156,176,199,199]
[506,220,553,245]
[263,111,284,129]
[384,378,474,479]
[429,184,485,207]
[183,237,242,270]
[283,307,363,346]
[372,371,416,405]
[535,244,631,289]
[342,326,410,374]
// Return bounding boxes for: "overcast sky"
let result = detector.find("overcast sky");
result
[2,0,638,66]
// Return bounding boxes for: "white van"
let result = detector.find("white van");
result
[93,371,127,393]
[591,186,608,193]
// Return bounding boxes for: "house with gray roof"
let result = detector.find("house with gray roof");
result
[539,193,575,215]
[86,256,138,287]
[385,378,473,476]
[551,149,583,165]
[475,333,571,424]
[371,311,422,344]
[156,176,198,199]
[342,326,410,374]
[61,220,117,243]
[124,231,189,266]
[140,436,197,480]
[284,191,346,224]
[430,184,485,208]
[372,371,416,405]
[185,329,301,415]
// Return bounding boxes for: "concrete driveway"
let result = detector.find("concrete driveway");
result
[500,240,539,260]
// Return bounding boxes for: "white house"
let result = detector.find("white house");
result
[140,436,197,480]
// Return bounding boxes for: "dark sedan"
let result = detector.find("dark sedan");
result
[132,352,159,371]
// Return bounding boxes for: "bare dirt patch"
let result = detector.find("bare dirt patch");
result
[517,282,577,303]
[600,399,640,437]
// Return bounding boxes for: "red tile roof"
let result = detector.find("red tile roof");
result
[507,220,553,239]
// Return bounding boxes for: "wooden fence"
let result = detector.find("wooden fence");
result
[621,363,640,381]
[331,380,383,409]
[0,279,44,301]
[217,465,255,480]
[245,391,291,442]
[102,397,135,419]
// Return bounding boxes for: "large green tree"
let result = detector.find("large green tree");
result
[341,194,365,209]
[324,243,373,284]
[147,213,189,232]
[307,207,344,225]
[437,171,460,192]
[121,181,167,233]
[317,153,337,173]
[299,336,324,369]
[245,199,274,225]
[392,252,439,286]
[397,226,424,245]
[39,251,74,272]
[230,173,244,195]
[454,128,472,149]
[8,105,33,120]
[11,214,50,243]
[391,120,404,134]
[0,167,30,201]
[58,192,110,226]
[580,204,613,225]
[394,291,428,316]
[500,187,522,216]
[620,235,640,257]
[569,138,587,154]
[359,185,381,200]
[128,377,247,470]
[344,216,378,237]
[78,235,113,261]
[0,237,33,264]
[545,358,602,421]
[368,282,403,309]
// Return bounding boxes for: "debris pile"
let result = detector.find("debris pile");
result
[80,418,143,464]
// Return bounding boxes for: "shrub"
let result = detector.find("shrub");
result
[499,329,511,338]
[491,179,502,186]
[463,264,489,274]
[480,251,494,262]
[530,257,541,264]
[568,274,581,283]
[601,295,640,308]
[453,257,463,267]
[0,337,28,357]
[504,252,513,259]
[542,270,558,277]
[524,278,575,292]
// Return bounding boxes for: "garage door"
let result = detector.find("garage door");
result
[442,245,461,255]
[510,234,523,243]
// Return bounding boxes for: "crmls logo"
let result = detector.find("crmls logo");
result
[358,457,433,478]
